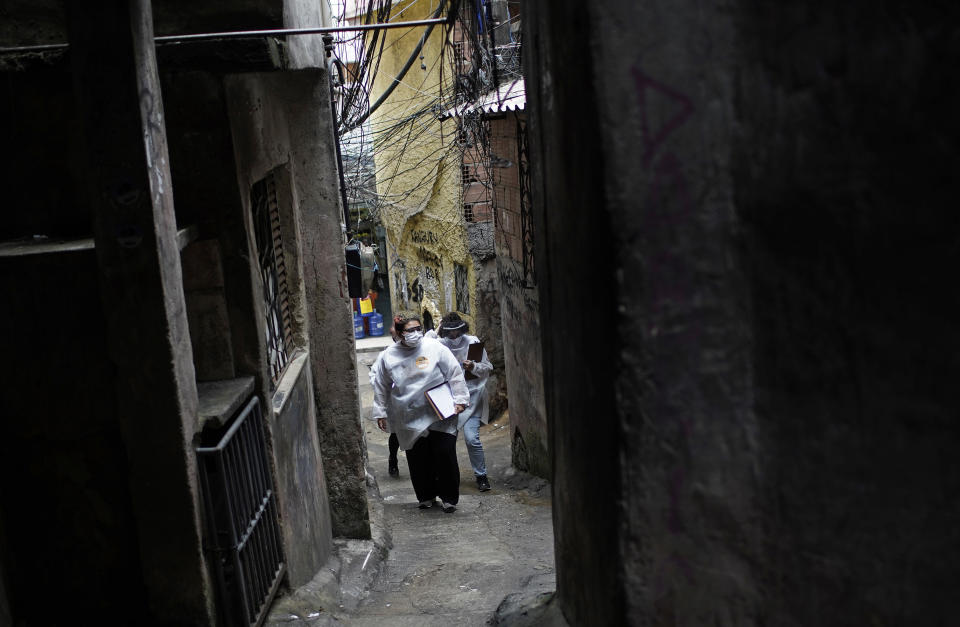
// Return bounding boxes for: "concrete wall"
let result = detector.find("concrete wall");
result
[489,113,547,477]
[0,544,8,627]
[525,1,960,625]
[283,0,328,70]
[0,60,87,240]
[468,221,508,420]
[0,252,148,619]
[270,354,335,585]
[225,68,370,540]
[181,239,237,381]
[495,253,546,477]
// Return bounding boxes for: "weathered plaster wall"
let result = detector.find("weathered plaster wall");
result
[468,221,508,419]
[369,0,478,326]
[282,0,328,70]
[489,113,547,477]
[270,354,335,585]
[496,255,546,477]
[181,239,237,382]
[526,0,960,625]
[225,68,370,540]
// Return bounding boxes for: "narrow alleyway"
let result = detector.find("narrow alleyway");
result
[268,339,556,625]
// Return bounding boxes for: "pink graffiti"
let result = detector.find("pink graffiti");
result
[631,67,695,168]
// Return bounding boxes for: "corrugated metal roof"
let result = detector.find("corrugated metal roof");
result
[445,78,526,118]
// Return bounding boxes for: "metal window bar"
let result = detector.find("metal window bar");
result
[251,174,293,384]
[454,262,470,314]
[197,397,285,627]
[516,117,536,288]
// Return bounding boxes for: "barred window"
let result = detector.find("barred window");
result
[454,263,470,314]
[250,172,292,384]
[463,203,475,223]
[517,117,536,287]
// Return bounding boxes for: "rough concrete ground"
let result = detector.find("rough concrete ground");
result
[267,340,558,625]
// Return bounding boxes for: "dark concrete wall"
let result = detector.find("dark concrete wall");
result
[525,0,960,625]
[160,69,268,391]
[0,62,88,240]
[523,4,624,623]
[0,253,148,620]
[0,0,285,44]
[0,544,8,627]
[67,3,214,620]
[181,239,237,381]
[734,3,960,623]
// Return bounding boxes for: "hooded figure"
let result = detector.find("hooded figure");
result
[372,316,469,512]
[431,312,494,492]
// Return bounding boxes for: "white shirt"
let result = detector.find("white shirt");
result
[436,333,493,425]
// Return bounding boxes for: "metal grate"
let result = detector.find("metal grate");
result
[455,262,470,314]
[197,397,285,627]
[516,117,536,288]
[251,173,293,384]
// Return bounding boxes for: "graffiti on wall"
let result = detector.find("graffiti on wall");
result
[416,246,442,267]
[410,229,439,245]
[392,254,447,313]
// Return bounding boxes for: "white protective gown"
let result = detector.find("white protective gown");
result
[435,333,493,428]
[371,336,470,450]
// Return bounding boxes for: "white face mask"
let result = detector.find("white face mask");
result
[442,333,468,348]
[402,330,423,347]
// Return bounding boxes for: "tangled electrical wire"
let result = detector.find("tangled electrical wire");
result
[332,0,521,247]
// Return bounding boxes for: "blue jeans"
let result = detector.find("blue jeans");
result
[461,413,486,477]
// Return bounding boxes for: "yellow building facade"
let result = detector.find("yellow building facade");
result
[367,0,475,330]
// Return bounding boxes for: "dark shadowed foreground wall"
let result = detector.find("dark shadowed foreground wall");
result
[525,1,960,624]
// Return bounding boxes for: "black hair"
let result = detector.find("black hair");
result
[438,311,469,337]
[394,316,422,337]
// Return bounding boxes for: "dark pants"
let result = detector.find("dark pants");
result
[388,432,399,463]
[405,430,459,505]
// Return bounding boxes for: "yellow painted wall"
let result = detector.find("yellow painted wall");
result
[367,0,475,329]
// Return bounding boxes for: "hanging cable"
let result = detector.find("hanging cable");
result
[344,0,451,132]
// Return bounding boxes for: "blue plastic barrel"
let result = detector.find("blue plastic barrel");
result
[353,312,365,339]
[369,311,384,336]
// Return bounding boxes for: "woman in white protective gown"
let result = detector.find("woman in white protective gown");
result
[372,316,470,512]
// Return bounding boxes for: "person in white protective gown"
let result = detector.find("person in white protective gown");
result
[372,316,470,512]
[428,312,494,492]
